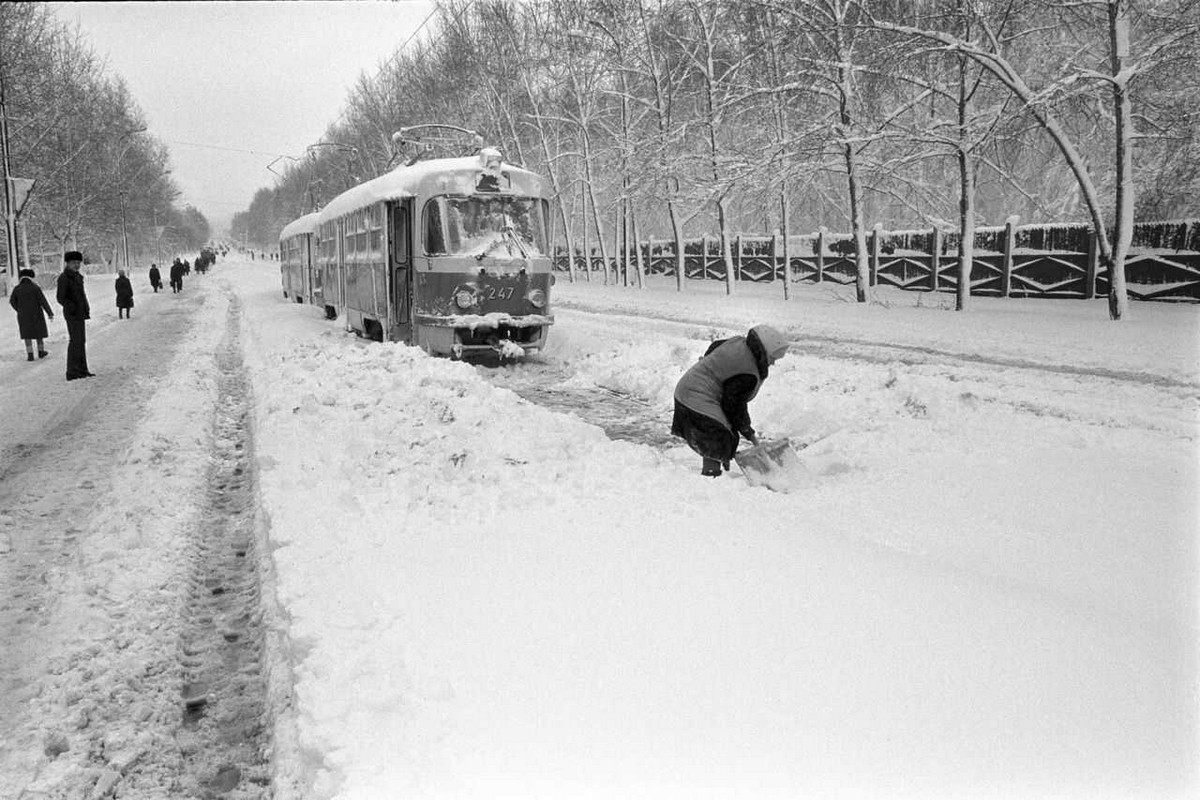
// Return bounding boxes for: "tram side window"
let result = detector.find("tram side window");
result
[424,200,446,255]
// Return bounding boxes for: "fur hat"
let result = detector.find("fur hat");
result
[750,324,790,360]
[64,250,83,263]
[18,268,35,279]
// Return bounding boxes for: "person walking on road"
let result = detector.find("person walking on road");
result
[170,258,184,293]
[56,250,94,381]
[149,263,163,292]
[8,268,54,362]
[671,324,791,476]
[115,269,134,319]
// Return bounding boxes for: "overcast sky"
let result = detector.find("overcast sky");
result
[49,1,438,234]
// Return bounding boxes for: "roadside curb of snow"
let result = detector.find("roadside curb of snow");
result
[231,277,314,799]
[252,500,308,799]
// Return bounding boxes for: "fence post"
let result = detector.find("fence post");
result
[1001,216,1017,297]
[816,227,826,284]
[929,227,941,292]
[870,223,882,286]
[1084,229,1099,299]
[646,235,655,277]
[701,234,709,280]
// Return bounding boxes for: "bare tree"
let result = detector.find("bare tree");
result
[872,0,1200,320]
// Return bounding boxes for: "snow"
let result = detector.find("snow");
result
[279,211,322,240]
[2,258,1197,799]
[314,155,540,222]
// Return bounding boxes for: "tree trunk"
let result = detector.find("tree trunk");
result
[586,183,611,285]
[581,182,591,283]
[1107,0,1133,320]
[632,202,645,289]
[956,51,975,312]
[719,196,734,295]
[844,140,870,303]
[838,55,870,302]
[780,191,790,300]
[670,202,685,290]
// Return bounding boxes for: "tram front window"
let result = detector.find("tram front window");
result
[440,196,547,257]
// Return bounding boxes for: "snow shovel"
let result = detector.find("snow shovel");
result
[734,438,807,491]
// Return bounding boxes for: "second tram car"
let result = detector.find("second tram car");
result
[278,137,554,358]
[279,211,320,307]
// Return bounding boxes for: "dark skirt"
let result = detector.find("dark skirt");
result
[671,401,737,461]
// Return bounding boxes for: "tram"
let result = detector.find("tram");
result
[279,211,321,307]
[277,127,554,358]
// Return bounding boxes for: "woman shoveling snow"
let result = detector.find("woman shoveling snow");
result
[670,324,791,477]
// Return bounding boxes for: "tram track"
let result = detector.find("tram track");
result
[479,360,678,450]
[477,304,1196,449]
[553,301,1200,393]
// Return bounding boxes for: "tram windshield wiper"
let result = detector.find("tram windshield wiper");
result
[475,222,530,262]
[476,236,507,261]
[505,223,530,260]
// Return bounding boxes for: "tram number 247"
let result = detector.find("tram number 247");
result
[480,286,516,300]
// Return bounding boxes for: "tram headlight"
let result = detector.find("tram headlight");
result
[526,288,546,309]
[454,289,476,309]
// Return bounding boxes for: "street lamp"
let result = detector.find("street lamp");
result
[115,126,147,271]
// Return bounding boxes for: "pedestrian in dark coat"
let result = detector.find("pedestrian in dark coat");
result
[671,325,791,476]
[115,269,134,318]
[56,251,94,381]
[170,259,184,293]
[149,263,163,292]
[8,268,54,361]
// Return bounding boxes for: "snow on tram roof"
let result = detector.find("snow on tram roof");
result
[278,211,322,241]
[314,155,543,224]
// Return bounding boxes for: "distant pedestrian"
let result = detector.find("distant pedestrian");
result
[671,325,791,476]
[8,268,54,362]
[56,250,94,381]
[115,269,134,319]
[170,259,183,293]
[149,263,163,292]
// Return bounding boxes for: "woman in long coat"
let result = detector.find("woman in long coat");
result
[8,269,55,361]
[115,269,134,318]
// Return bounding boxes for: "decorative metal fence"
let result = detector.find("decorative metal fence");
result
[555,219,1200,302]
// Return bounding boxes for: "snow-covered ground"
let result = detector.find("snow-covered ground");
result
[1,257,1196,799]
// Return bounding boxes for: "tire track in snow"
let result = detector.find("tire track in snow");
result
[168,291,273,797]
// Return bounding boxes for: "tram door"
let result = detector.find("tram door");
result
[388,200,413,343]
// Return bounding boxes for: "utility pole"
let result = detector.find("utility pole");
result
[120,192,130,270]
[1,62,18,281]
[153,208,163,265]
